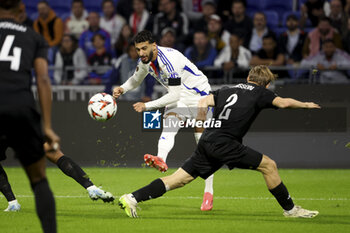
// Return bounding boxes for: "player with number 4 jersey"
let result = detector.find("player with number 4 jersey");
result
[0,0,59,232]
[119,65,320,219]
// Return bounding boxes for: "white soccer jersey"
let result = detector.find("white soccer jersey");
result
[121,46,211,110]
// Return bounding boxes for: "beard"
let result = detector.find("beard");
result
[141,50,154,64]
[287,25,298,31]
[319,29,330,36]
[325,53,334,60]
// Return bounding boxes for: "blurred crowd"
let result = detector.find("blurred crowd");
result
[21,0,350,99]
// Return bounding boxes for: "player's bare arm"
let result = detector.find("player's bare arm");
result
[272,97,321,109]
[196,94,215,122]
[34,57,60,149]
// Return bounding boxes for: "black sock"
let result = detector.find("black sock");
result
[56,156,93,189]
[31,178,56,233]
[269,182,294,211]
[0,164,16,202]
[132,178,166,202]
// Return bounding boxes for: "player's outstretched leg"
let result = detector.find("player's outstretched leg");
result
[257,155,319,218]
[44,144,114,203]
[119,168,195,218]
[25,157,56,233]
[145,115,181,172]
[0,164,21,212]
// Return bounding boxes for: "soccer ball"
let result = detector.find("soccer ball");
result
[88,93,117,122]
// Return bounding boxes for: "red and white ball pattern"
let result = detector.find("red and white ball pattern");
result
[88,93,117,122]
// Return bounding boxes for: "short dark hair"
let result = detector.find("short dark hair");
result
[72,0,84,6]
[194,30,207,36]
[92,33,106,42]
[38,0,49,6]
[318,16,331,24]
[102,0,114,7]
[133,30,155,44]
[262,33,277,42]
[89,11,100,17]
[232,0,246,8]
[287,14,298,21]
[0,0,21,10]
[230,33,241,39]
[254,11,266,19]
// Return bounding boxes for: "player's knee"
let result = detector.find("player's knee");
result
[266,158,278,174]
[28,170,46,184]
[258,156,278,175]
[45,150,64,164]
[24,158,47,183]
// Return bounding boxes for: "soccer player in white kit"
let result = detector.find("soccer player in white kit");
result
[113,30,214,211]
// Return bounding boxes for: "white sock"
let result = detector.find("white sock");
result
[8,199,18,205]
[204,174,214,194]
[128,194,138,204]
[86,185,97,191]
[157,116,181,162]
[286,205,297,213]
[194,132,202,144]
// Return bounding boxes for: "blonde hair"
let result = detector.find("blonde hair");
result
[248,65,277,86]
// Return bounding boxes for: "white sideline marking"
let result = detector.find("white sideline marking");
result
[0,195,348,201]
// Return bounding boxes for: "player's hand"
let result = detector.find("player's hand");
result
[133,102,146,112]
[304,102,321,109]
[329,64,337,70]
[317,64,325,70]
[196,109,207,122]
[44,128,60,152]
[113,87,124,99]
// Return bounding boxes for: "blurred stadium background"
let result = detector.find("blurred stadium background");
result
[1,0,349,168]
[0,1,349,232]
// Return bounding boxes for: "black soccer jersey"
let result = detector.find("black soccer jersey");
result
[202,83,278,142]
[0,19,48,108]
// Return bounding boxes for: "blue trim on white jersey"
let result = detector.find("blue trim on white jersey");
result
[183,83,208,96]
[183,65,201,76]
[157,53,173,76]
[158,48,175,71]
[158,48,178,79]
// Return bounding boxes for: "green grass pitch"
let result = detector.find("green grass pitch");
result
[0,167,349,233]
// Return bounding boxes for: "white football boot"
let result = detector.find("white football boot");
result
[118,194,138,218]
[87,185,114,203]
[283,205,319,218]
[4,200,21,212]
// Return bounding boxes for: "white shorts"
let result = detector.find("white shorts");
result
[164,87,212,120]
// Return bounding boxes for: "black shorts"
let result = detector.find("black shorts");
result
[0,107,45,166]
[181,139,263,179]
